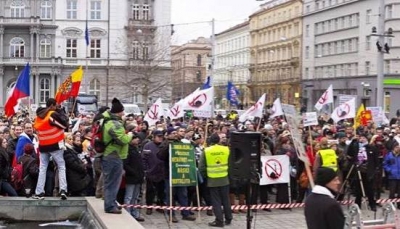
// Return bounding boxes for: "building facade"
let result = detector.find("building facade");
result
[249,0,303,106]
[214,21,251,109]
[302,0,400,117]
[171,37,211,102]
[0,0,171,110]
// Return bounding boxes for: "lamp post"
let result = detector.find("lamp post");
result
[371,0,394,108]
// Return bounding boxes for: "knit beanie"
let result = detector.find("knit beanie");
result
[209,134,220,144]
[110,98,124,113]
[315,167,337,186]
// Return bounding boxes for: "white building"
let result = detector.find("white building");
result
[214,21,251,108]
[0,0,171,110]
[302,0,400,117]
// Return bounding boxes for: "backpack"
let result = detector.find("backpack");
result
[10,163,24,191]
[91,117,112,154]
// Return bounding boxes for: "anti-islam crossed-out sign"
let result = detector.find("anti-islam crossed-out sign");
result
[260,155,290,185]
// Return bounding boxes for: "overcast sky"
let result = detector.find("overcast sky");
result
[171,0,263,45]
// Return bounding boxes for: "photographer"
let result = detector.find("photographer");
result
[347,134,379,211]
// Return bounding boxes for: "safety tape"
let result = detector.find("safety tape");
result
[117,198,400,211]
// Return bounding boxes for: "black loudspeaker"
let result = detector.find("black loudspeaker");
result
[229,131,262,181]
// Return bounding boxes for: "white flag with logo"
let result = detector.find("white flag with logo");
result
[270,98,284,118]
[260,155,290,185]
[315,84,334,111]
[183,87,214,117]
[330,97,356,123]
[144,98,164,126]
[239,93,266,122]
[167,99,185,120]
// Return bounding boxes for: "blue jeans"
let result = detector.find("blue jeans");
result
[124,184,141,218]
[0,181,18,196]
[35,150,67,195]
[102,155,123,212]
[165,179,190,217]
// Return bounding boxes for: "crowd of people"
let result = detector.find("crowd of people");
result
[1,98,400,227]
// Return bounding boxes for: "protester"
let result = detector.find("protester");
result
[0,137,17,196]
[33,98,69,200]
[18,144,39,196]
[304,167,345,229]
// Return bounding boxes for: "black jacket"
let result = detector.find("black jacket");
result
[0,148,11,181]
[63,144,90,192]
[347,139,379,180]
[123,145,145,184]
[305,186,345,229]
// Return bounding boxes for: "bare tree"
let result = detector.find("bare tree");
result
[114,28,172,109]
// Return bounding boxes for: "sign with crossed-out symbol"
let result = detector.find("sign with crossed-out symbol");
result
[148,104,159,120]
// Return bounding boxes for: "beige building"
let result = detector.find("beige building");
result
[171,37,211,101]
[249,0,302,106]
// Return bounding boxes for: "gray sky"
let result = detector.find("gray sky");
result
[171,0,263,45]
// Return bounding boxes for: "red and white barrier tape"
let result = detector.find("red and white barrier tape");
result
[117,198,400,211]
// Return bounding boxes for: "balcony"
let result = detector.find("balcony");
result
[0,16,41,27]
[125,18,157,31]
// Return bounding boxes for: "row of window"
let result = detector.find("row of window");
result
[217,35,249,55]
[305,0,355,14]
[306,38,358,58]
[312,13,359,35]
[256,45,299,63]
[305,62,359,79]
[253,67,299,82]
[214,69,249,85]
[252,5,301,30]
[255,22,300,45]
[215,53,250,69]
[132,4,151,21]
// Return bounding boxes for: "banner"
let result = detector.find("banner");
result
[183,87,214,117]
[144,98,164,126]
[239,93,266,122]
[331,97,356,123]
[260,155,290,185]
[366,106,383,126]
[285,114,309,165]
[303,112,318,127]
[269,98,283,118]
[314,84,333,111]
[169,143,197,187]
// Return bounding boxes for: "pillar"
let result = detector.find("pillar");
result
[0,26,4,61]
[36,29,40,62]
[0,66,3,106]
[30,27,35,62]
[35,73,40,104]
[50,72,55,96]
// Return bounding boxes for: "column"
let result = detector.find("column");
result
[0,26,4,61]
[36,30,40,62]
[50,73,55,97]
[30,27,35,62]
[35,73,40,104]
[29,70,34,105]
[0,67,4,106]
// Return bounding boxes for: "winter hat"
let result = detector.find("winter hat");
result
[336,132,346,139]
[152,130,164,136]
[167,127,177,135]
[209,134,220,144]
[110,98,124,113]
[315,167,338,186]
[24,143,35,155]
[264,124,273,130]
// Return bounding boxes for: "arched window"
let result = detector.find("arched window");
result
[40,0,52,19]
[40,38,51,58]
[10,0,25,17]
[89,79,100,98]
[10,37,25,58]
[40,78,51,103]
[197,54,202,66]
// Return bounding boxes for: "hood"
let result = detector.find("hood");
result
[311,185,335,199]
[36,107,51,119]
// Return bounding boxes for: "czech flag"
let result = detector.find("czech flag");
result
[55,66,84,104]
[4,63,30,117]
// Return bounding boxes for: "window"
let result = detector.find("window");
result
[89,79,100,98]
[66,0,77,19]
[366,9,372,24]
[335,19,338,30]
[315,24,319,34]
[143,4,150,20]
[315,1,320,10]
[306,5,310,13]
[387,5,393,19]
[90,1,101,20]
[90,39,101,58]
[10,0,25,17]
[66,39,77,58]
[349,39,353,52]
[40,38,51,58]
[132,41,140,59]
[365,61,370,75]
[366,36,371,50]
[142,43,149,59]
[341,40,345,53]
[385,60,391,74]
[9,37,25,57]
[132,4,140,20]
[305,68,309,79]
[305,24,310,37]
[40,0,52,19]
[305,46,310,59]
[40,78,50,103]
[197,54,202,66]
[349,15,353,27]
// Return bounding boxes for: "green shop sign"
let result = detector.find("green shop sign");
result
[169,143,197,187]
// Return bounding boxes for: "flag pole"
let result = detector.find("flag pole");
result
[85,0,89,94]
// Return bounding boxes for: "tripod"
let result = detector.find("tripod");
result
[337,163,370,211]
